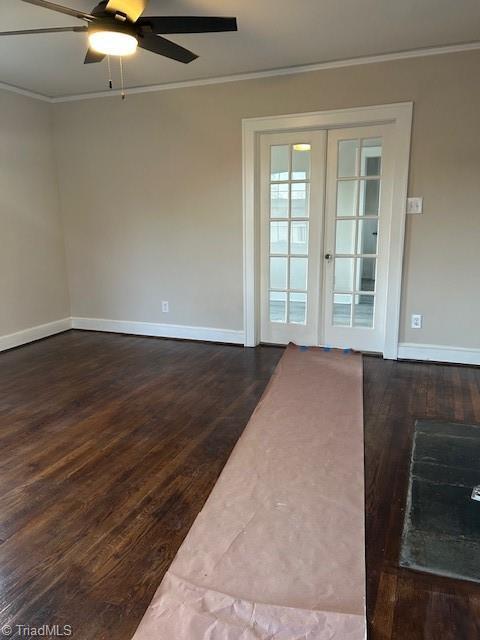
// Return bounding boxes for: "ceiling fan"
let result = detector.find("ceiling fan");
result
[0,0,238,64]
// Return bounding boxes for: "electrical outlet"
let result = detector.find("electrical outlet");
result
[406,197,423,214]
[411,314,422,329]
[162,301,169,313]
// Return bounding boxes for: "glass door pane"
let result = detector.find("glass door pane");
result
[331,136,382,329]
[268,143,311,326]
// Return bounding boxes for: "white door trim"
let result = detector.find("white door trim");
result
[242,102,413,358]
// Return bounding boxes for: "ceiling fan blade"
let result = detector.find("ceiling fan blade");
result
[0,26,87,36]
[105,0,148,22]
[138,33,198,63]
[137,16,238,34]
[21,0,96,22]
[84,48,106,64]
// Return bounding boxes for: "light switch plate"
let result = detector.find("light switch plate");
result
[407,197,423,214]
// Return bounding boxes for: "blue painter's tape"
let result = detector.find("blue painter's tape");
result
[323,346,332,352]
[299,345,309,352]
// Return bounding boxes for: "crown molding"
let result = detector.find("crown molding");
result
[50,41,480,103]
[2,40,480,104]
[0,80,50,102]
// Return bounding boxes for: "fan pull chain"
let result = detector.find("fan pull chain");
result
[119,56,126,100]
[107,55,113,90]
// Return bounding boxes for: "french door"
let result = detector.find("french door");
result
[260,131,326,345]
[260,124,394,353]
[323,125,393,352]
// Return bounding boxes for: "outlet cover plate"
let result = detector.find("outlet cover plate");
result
[411,314,422,329]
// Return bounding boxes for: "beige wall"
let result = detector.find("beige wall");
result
[53,50,480,348]
[0,89,70,338]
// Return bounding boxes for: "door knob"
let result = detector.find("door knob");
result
[325,253,333,260]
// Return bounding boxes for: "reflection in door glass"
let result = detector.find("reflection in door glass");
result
[357,258,376,291]
[290,221,309,255]
[338,140,358,177]
[292,145,311,180]
[359,179,380,216]
[337,180,357,217]
[289,292,307,324]
[290,257,308,290]
[360,138,382,176]
[270,256,288,289]
[271,183,289,217]
[270,291,287,323]
[270,221,289,254]
[333,293,352,326]
[353,294,374,327]
[357,219,378,255]
[291,183,309,218]
[271,145,289,181]
[334,258,354,291]
[335,219,356,255]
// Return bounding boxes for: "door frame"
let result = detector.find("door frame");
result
[242,102,413,358]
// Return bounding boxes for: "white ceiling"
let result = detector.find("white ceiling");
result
[1,0,479,98]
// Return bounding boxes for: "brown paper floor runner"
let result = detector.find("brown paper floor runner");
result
[132,344,366,640]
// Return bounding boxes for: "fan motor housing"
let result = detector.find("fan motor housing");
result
[88,16,137,38]
[92,1,130,23]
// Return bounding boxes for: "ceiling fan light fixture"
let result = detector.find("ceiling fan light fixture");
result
[89,30,138,56]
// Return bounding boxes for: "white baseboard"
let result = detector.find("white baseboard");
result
[71,317,245,345]
[2,321,477,363]
[398,342,480,366]
[0,317,72,353]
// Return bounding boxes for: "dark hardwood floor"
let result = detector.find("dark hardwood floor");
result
[0,331,479,639]
[364,356,480,640]
[0,331,283,639]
